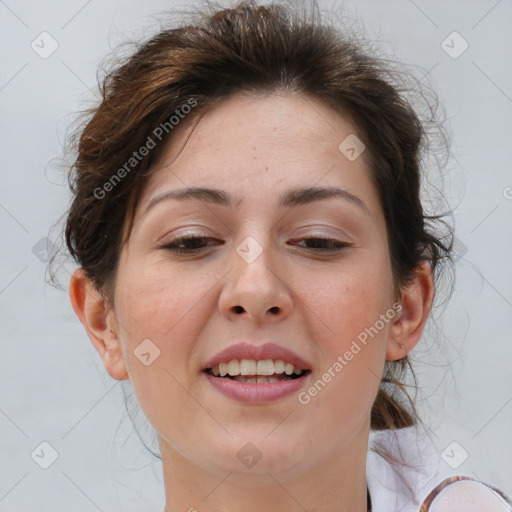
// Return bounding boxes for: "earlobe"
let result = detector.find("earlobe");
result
[386,261,434,361]
[69,269,129,381]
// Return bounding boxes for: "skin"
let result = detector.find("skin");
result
[70,91,434,512]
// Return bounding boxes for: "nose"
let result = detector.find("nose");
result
[218,237,293,324]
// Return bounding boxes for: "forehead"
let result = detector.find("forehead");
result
[137,91,377,215]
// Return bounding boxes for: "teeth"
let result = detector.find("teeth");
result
[227,360,239,376]
[219,362,228,377]
[274,360,285,373]
[256,359,274,375]
[240,359,257,375]
[210,359,305,378]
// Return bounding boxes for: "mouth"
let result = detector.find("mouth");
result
[204,359,311,383]
[201,342,312,402]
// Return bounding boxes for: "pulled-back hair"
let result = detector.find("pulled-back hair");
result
[55,0,453,459]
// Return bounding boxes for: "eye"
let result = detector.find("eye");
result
[160,235,350,255]
[292,237,351,252]
[161,235,221,254]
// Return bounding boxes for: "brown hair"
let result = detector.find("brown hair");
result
[54,0,453,455]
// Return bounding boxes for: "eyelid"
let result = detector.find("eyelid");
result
[291,225,353,242]
[158,227,211,243]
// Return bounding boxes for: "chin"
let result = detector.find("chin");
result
[205,436,308,476]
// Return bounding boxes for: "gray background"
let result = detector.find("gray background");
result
[1,0,511,511]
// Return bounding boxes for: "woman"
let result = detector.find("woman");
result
[59,1,512,510]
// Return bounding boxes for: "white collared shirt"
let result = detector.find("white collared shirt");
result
[367,426,512,511]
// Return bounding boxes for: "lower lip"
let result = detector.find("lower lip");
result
[203,372,311,404]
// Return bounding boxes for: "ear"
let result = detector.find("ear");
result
[386,261,434,361]
[69,268,129,381]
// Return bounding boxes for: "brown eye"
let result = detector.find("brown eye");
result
[292,237,351,252]
[161,236,222,254]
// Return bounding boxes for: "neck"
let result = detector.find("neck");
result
[161,429,370,512]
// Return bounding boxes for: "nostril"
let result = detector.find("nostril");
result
[234,305,244,314]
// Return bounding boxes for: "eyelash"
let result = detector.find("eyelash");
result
[160,235,351,254]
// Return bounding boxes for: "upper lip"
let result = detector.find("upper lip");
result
[202,342,312,371]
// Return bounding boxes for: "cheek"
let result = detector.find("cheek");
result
[300,250,394,344]
[112,263,218,431]
[113,261,205,377]
[296,251,393,418]
[115,256,214,337]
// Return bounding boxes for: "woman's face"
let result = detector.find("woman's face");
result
[111,91,398,477]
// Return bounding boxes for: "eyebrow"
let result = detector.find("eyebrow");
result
[144,185,371,216]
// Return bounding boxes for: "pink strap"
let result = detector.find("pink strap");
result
[419,476,512,511]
